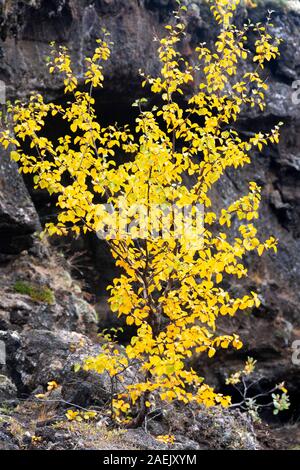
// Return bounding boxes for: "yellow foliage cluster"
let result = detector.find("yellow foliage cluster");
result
[65,409,97,422]
[226,357,257,385]
[0,0,281,423]
[156,434,176,445]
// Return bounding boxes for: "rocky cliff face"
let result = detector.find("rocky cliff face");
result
[0,0,300,449]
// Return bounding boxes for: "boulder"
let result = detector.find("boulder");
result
[0,423,19,450]
[0,249,98,333]
[0,150,41,255]
[0,374,17,401]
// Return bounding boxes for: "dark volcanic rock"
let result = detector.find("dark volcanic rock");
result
[0,0,168,102]
[0,423,19,450]
[0,250,98,333]
[0,328,110,404]
[0,373,17,401]
[183,406,260,450]
[0,149,40,255]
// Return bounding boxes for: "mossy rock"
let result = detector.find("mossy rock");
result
[13,280,55,305]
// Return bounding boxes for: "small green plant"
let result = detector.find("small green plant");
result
[272,392,290,415]
[13,280,55,305]
[226,357,290,422]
